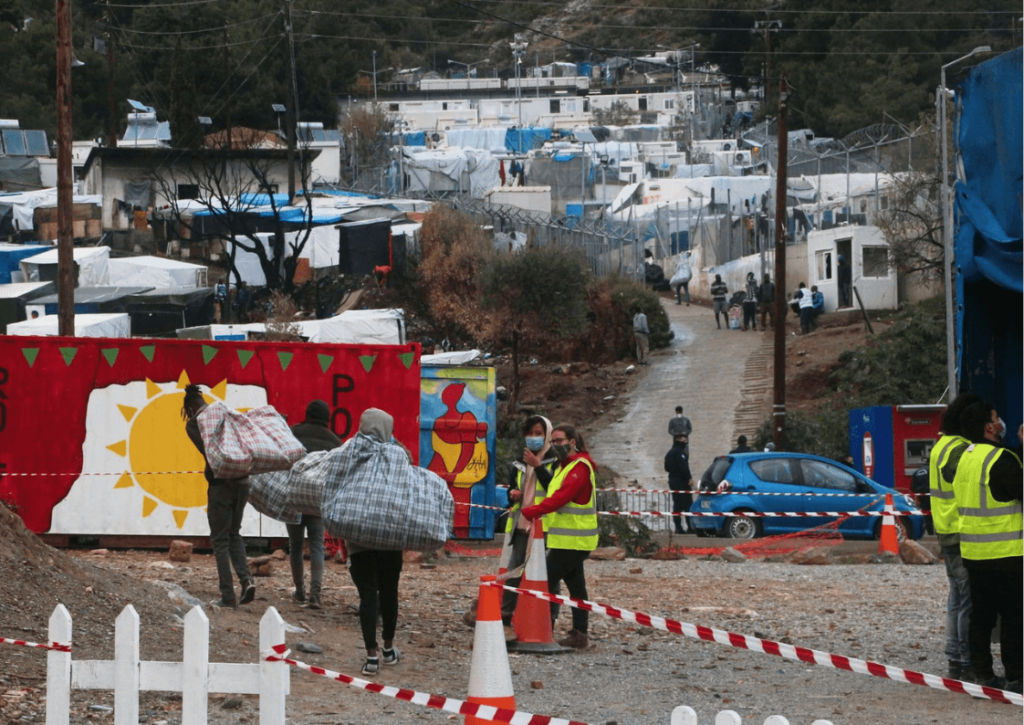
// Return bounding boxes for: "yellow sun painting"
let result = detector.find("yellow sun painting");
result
[106,370,227,529]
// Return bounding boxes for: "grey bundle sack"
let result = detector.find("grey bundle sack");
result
[287,450,331,517]
[247,469,301,525]
[321,432,454,551]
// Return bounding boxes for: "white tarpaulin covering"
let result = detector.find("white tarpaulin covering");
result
[0,188,101,233]
[445,127,508,153]
[107,256,206,289]
[20,246,111,287]
[311,308,405,345]
[422,350,481,366]
[176,320,321,341]
[592,141,639,168]
[227,234,283,287]
[401,147,500,198]
[7,312,130,338]
[297,225,339,269]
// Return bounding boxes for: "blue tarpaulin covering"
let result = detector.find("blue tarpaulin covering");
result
[0,244,48,283]
[505,127,552,154]
[403,131,426,147]
[953,47,1022,435]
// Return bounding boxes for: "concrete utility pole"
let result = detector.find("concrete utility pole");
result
[56,0,75,337]
[772,76,789,452]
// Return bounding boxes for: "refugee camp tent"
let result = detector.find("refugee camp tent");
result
[6,312,131,337]
[107,256,207,290]
[19,246,111,287]
[31,286,153,315]
[310,309,405,345]
[0,281,54,332]
[0,243,49,283]
[125,287,216,337]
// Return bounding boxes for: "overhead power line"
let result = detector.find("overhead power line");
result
[450,0,1020,15]
[113,14,278,36]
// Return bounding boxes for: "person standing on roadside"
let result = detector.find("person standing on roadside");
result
[796,282,814,334]
[287,400,342,610]
[953,401,1022,693]
[182,384,256,609]
[521,424,598,650]
[710,273,729,330]
[664,434,693,534]
[729,435,753,454]
[502,415,555,637]
[929,391,980,680]
[742,272,759,331]
[837,255,851,307]
[668,405,692,456]
[632,307,650,365]
[758,273,775,330]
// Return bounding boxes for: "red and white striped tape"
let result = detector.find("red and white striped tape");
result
[1,470,203,477]
[457,502,924,518]
[0,637,71,653]
[490,584,1022,706]
[262,644,594,725]
[500,484,921,499]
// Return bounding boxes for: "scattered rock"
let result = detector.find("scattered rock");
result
[628,567,643,574]
[650,549,683,560]
[530,681,544,690]
[590,547,626,561]
[719,547,747,563]
[247,557,274,577]
[296,642,322,654]
[899,540,938,565]
[168,540,192,563]
[248,555,273,567]
[147,561,175,570]
[333,550,346,564]
[878,550,901,564]
[220,697,244,710]
[788,547,832,565]
[148,580,204,609]
[271,549,287,561]
[88,705,113,712]
[625,365,636,373]
[89,549,109,556]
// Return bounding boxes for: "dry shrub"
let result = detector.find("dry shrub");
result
[264,290,303,341]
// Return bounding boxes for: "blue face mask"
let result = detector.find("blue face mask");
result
[525,436,545,451]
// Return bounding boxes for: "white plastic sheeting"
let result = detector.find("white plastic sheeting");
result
[421,350,481,366]
[226,234,280,287]
[296,225,339,269]
[19,246,111,287]
[444,127,508,154]
[6,312,130,338]
[0,188,101,233]
[176,320,322,341]
[310,308,406,345]
[401,147,500,197]
[107,256,206,289]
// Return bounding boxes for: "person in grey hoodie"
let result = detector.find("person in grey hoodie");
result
[287,400,341,610]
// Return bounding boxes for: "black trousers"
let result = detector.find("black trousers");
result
[206,481,252,603]
[349,550,404,651]
[547,549,590,634]
[669,484,693,533]
[742,301,757,329]
[966,566,1022,681]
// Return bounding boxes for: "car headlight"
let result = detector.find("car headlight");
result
[900,494,920,511]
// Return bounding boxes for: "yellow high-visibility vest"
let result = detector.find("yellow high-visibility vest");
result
[953,443,1023,561]
[545,458,598,552]
[928,434,969,535]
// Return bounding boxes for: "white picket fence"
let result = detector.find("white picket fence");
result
[44,604,289,725]
[671,707,835,725]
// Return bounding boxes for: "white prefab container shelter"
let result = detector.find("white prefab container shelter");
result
[19,246,111,287]
[6,312,131,337]
[806,225,897,311]
[107,255,208,290]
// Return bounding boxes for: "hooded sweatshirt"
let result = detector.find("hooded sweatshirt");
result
[290,399,342,453]
[359,407,394,443]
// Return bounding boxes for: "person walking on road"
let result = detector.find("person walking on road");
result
[182,384,256,609]
[633,307,650,365]
[664,434,694,534]
[521,423,598,650]
[710,274,729,329]
[953,401,1022,692]
[287,400,341,610]
[742,272,759,331]
[758,273,775,330]
[668,405,692,456]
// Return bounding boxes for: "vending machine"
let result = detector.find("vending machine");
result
[848,405,945,493]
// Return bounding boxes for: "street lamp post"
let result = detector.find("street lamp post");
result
[939,45,990,401]
[447,59,481,77]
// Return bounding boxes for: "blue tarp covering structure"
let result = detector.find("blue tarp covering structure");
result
[953,47,1022,433]
[505,127,552,154]
[0,244,48,284]
[403,131,427,147]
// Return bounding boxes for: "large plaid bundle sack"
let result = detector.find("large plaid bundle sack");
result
[287,450,331,517]
[321,433,454,551]
[247,469,302,525]
[197,402,305,479]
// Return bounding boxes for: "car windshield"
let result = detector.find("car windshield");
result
[799,459,859,492]
[749,458,799,485]
[699,456,732,490]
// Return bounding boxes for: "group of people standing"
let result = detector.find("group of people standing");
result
[709,272,777,332]
[928,391,1022,693]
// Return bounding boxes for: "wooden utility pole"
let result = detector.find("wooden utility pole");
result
[106,1,117,148]
[772,75,789,451]
[56,0,75,337]
[285,0,298,203]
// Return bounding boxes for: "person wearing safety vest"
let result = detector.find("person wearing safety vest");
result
[953,401,1022,693]
[502,415,554,637]
[928,391,980,680]
[521,423,598,650]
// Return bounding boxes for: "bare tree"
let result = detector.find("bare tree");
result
[875,170,944,282]
[592,101,640,127]
[152,143,316,293]
[340,103,396,189]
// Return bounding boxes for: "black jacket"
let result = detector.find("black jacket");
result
[664,441,692,490]
[291,400,342,452]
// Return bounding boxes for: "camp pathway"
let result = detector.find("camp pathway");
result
[590,297,769,490]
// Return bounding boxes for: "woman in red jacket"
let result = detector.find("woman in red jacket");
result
[521,423,598,650]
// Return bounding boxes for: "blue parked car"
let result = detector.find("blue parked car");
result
[690,452,924,540]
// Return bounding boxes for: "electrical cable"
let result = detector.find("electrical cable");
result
[112,14,278,36]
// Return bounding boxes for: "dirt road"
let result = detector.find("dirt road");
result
[590,298,768,489]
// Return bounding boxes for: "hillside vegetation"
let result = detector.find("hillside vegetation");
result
[1,0,1018,142]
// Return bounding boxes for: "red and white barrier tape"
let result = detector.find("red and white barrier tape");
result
[490,584,1021,706]
[0,637,71,653]
[262,645,593,725]
[2,470,203,477]
[500,484,925,499]
[458,502,923,518]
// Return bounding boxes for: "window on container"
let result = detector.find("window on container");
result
[880,195,889,210]
[176,184,199,200]
[815,250,832,281]
[665,99,675,110]
[549,99,560,114]
[862,246,889,278]
[638,97,648,111]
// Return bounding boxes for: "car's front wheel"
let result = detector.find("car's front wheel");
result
[726,511,762,540]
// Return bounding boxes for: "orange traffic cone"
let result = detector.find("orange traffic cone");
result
[509,519,566,654]
[465,575,516,725]
[878,493,899,555]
